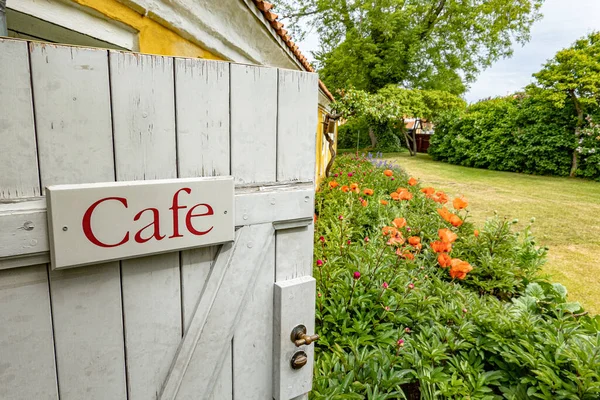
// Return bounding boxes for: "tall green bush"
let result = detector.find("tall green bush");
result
[429,92,600,180]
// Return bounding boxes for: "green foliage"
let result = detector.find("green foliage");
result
[532,31,600,175]
[428,91,600,180]
[276,0,543,95]
[312,155,600,399]
[533,32,600,110]
[333,87,465,152]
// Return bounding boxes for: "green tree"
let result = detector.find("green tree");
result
[332,87,465,152]
[533,32,600,176]
[277,0,543,95]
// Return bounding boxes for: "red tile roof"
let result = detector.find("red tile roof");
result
[251,0,334,101]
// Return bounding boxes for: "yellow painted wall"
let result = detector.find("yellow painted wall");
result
[315,106,337,188]
[71,0,222,59]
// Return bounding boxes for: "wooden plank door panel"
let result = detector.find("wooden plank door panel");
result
[29,42,127,400]
[109,50,181,400]
[160,224,274,399]
[230,64,277,185]
[174,57,232,399]
[0,39,57,400]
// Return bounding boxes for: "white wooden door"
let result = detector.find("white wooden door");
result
[0,38,318,400]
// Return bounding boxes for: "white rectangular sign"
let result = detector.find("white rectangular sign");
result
[46,177,234,269]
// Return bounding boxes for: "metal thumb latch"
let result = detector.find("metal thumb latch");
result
[291,324,319,347]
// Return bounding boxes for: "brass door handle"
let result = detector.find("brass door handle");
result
[291,324,319,347]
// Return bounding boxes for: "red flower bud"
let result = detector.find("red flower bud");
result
[316,259,323,266]
[353,271,361,280]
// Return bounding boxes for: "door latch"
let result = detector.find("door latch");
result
[291,324,319,347]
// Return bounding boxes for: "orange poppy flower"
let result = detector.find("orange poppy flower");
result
[431,240,452,253]
[396,248,415,259]
[438,228,458,243]
[398,190,413,201]
[453,196,468,210]
[361,199,368,207]
[382,226,398,236]
[390,192,400,200]
[421,187,435,196]
[396,187,408,194]
[433,191,448,204]
[313,213,317,223]
[474,229,480,237]
[380,200,388,206]
[408,236,421,246]
[449,258,473,280]
[329,181,339,189]
[393,218,407,229]
[449,215,463,227]
[350,183,359,193]
[387,233,405,246]
[341,185,349,193]
[408,177,418,186]
[384,169,393,177]
[437,208,453,223]
[363,188,374,196]
[438,253,452,268]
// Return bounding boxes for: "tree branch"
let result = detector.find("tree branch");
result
[419,0,447,41]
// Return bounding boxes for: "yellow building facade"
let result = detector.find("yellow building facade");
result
[4,0,335,185]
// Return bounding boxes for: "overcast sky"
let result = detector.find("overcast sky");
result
[295,0,600,103]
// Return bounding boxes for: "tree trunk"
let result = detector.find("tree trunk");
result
[368,126,377,148]
[569,90,584,177]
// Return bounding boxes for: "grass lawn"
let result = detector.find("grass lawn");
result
[379,152,600,314]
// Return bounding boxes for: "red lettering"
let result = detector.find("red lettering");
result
[169,188,190,238]
[133,207,165,243]
[185,203,214,236]
[82,197,129,248]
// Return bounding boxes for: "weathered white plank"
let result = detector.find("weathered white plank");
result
[181,246,217,331]
[277,70,319,182]
[109,51,177,181]
[30,43,115,187]
[275,225,314,282]
[29,42,127,400]
[175,58,230,177]
[0,198,48,259]
[230,64,277,184]
[0,265,58,400]
[121,253,181,400]
[160,224,273,400]
[210,345,233,400]
[110,50,181,400]
[0,40,56,400]
[49,264,127,400]
[233,236,275,399]
[0,39,39,199]
[273,276,317,400]
[175,57,233,398]
[235,183,314,227]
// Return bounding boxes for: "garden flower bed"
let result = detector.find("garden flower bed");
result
[311,154,600,399]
